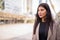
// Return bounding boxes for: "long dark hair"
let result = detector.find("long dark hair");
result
[33,3,54,34]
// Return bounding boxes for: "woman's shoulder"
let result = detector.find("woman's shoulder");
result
[54,19,59,25]
[53,19,60,29]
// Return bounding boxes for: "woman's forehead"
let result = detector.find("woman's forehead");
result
[38,6,46,10]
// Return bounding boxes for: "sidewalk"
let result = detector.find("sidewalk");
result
[7,33,32,40]
[0,23,33,40]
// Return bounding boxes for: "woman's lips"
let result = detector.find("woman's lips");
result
[39,15,42,16]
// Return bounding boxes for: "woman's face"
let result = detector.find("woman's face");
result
[38,6,47,18]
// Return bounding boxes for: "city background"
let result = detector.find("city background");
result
[0,0,60,40]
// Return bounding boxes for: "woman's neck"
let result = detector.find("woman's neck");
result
[42,17,46,22]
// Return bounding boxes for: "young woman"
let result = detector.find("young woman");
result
[32,3,60,40]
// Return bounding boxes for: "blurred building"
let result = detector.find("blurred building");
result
[0,0,34,24]
[0,0,60,15]
[0,0,60,24]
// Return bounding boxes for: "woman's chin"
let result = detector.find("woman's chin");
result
[39,16,43,18]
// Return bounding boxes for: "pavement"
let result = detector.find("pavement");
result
[0,23,34,40]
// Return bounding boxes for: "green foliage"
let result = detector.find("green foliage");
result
[0,0,4,10]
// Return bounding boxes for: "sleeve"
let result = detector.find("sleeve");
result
[56,20,60,40]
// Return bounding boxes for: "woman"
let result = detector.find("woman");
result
[32,3,60,40]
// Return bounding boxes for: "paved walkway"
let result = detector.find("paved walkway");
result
[0,23,34,40]
[7,33,32,40]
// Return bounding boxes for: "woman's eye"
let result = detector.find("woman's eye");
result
[41,9,44,11]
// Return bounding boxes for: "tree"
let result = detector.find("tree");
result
[0,0,4,10]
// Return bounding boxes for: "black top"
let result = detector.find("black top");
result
[39,22,49,40]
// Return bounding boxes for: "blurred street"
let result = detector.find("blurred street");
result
[0,23,34,40]
[0,0,60,40]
